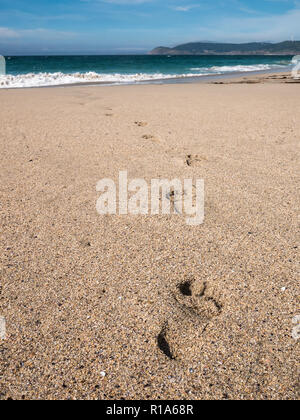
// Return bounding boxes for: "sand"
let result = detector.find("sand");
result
[0,73,299,400]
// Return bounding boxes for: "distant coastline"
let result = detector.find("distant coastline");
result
[149,41,300,55]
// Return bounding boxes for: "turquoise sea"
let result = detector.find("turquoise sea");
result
[0,55,293,88]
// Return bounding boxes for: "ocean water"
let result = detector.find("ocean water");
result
[0,55,293,88]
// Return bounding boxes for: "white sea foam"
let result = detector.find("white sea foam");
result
[0,62,289,89]
[211,64,280,72]
[0,71,210,89]
[190,63,287,72]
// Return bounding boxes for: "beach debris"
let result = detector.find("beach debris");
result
[0,316,6,340]
[292,316,300,341]
[165,188,182,215]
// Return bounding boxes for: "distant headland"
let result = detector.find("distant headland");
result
[149,41,300,55]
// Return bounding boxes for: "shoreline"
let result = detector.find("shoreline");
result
[0,67,295,90]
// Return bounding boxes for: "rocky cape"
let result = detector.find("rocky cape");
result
[149,41,300,55]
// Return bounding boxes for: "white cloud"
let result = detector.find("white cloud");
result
[0,27,76,41]
[173,5,197,12]
[218,7,300,41]
[0,27,19,38]
[97,0,152,3]
[181,6,300,43]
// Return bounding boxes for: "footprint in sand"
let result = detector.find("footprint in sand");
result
[157,279,222,361]
[185,154,207,167]
[142,134,160,144]
[135,121,148,127]
[174,279,222,318]
[78,238,91,248]
[157,323,176,360]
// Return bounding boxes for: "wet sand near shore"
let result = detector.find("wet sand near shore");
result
[212,72,300,84]
[0,74,299,400]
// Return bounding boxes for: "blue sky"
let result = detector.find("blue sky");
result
[0,0,300,54]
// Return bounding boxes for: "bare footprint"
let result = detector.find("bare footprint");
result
[157,314,205,362]
[78,238,91,248]
[135,121,148,127]
[174,279,222,319]
[186,154,207,167]
[157,279,222,361]
[142,134,160,143]
[157,323,176,360]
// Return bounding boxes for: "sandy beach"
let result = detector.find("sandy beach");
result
[0,73,299,400]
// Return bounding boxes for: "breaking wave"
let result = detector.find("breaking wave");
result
[0,61,290,89]
[0,71,210,89]
[190,63,287,72]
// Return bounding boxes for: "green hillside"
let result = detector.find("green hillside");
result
[150,41,300,55]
